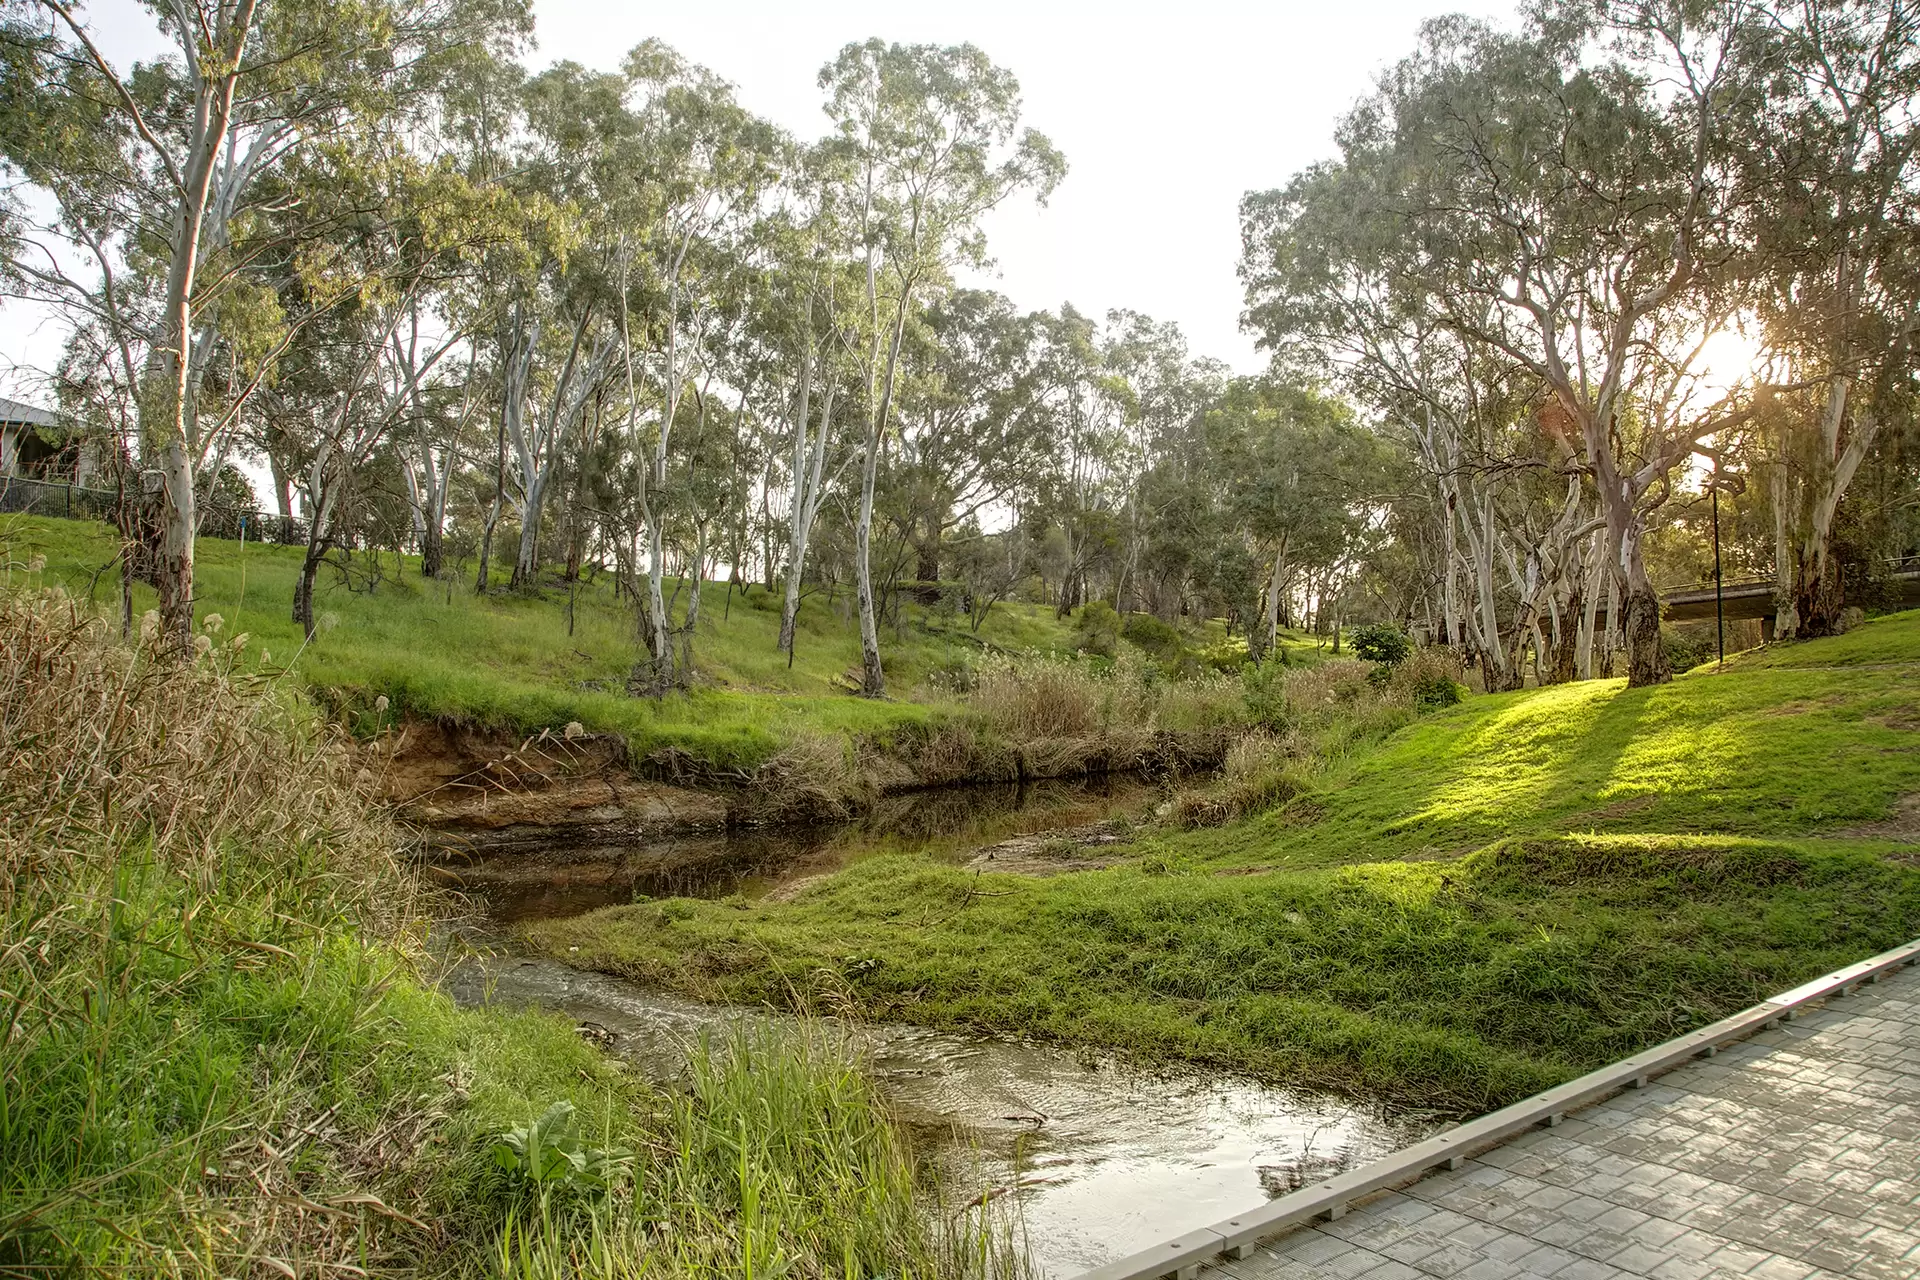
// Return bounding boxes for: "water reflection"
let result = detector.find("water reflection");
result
[433,773,1164,922]
[448,950,1438,1277]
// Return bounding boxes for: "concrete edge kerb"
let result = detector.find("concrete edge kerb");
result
[1067,936,1920,1280]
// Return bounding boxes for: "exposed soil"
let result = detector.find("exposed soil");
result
[1575,794,1660,825]
[961,821,1130,876]
[369,716,1233,850]
[1838,792,1920,844]
[366,721,726,851]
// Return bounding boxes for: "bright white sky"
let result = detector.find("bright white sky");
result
[0,0,1520,403]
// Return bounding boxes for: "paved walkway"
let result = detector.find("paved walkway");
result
[1202,966,1920,1280]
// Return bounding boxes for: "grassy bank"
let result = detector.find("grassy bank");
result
[0,589,1016,1276]
[8,515,1325,775]
[527,613,1920,1114]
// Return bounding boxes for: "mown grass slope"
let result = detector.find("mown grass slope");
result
[1170,615,1920,869]
[529,612,1920,1113]
[7,515,1322,770]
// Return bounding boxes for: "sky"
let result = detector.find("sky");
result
[0,0,1522,404]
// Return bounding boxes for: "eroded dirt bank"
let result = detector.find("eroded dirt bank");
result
[367,716,1233,851]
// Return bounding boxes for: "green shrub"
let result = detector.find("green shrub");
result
[1071,600,1120,657]
[1240,660,1291,730]
[1664,624,1719,672]
[1120,611,1185,661]
[1350,623,1413,667]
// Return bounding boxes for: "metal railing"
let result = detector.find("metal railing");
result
[0,474,310,545]
[1073,937,1920,1280]
[0,475,119,521]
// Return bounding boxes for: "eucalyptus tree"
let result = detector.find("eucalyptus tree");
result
[1730,0,1920,637]
[605,41,781,692]
[1242,162,1553,682]
[889,290,1053,584]
[1028,304,1130,613]
[1182,379,1388,661]
[773,242,860,659]
[400,346,480,580]
[261,153,497,636]
[0,0,530,650]
[1098,309,1227,611]
[1246,13,1770,685]
[819,39,1064,697]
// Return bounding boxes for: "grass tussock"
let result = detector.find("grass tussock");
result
[1166,730,1312,828]
[488,1025,1022,1280]
[0,586,1025,1278]
[1164,651,1459,827]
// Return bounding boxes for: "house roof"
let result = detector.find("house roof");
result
[0,397,58,428]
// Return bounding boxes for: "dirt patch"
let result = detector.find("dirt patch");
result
[1870,709,1920,731]
[366,720,727,849]
[962,822,1127,877]
[1755,693,1850,718]
[1835,793,1920,844]
[1574,793,1659,825]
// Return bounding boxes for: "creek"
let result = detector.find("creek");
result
[436,775,1439,1276]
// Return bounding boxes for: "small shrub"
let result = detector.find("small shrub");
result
[1071,600,1120,658]
[1350,623,1413,667]
[1120,611,1185,661]
[1663,624,1718,672]
[1240,661,1291,731]
[490,1102,632,1194]
[1389,648,1470,711]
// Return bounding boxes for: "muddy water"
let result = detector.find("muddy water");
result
[448,950,1437,1277]
[433,773,1166,921]
[438,774,1439,1275]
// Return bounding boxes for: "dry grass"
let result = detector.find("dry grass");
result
[0,586,1032,1277]
[5,595,364,873]
[0,589,445,1274]
[1162,652,1454,828]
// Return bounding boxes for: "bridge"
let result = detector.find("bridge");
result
[1656,562,1920,628]
[1074,940,1920,1280]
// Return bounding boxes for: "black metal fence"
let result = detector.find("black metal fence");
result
[0,474,311,545]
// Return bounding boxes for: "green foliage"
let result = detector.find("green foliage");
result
[490,1103,632,1194]
[531,612,1920,1113]
[1070,599,1120,657]
[12,517,1083,772]
[1662,626,1719,673]
[0,583,1014,1276]
[1238,660,1291,730]
[1349,623,1413,667]
[1410,671,1465,710]
[1120,610,1185,660]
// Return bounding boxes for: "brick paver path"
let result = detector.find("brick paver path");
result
[1202,966,1920,1280]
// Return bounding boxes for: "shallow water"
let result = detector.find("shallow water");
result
[437,773,1438,1274]
[447,950,1437,1277]
[434,773,1166,921]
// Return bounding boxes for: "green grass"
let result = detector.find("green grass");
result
[6,515,1262,772]
[528,612,1920,1114]
[1167,639,1920,870]
[0,584,1013,1277]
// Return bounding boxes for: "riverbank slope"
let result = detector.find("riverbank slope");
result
[528,612,1920,1113]
[0,587,1013,1276]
